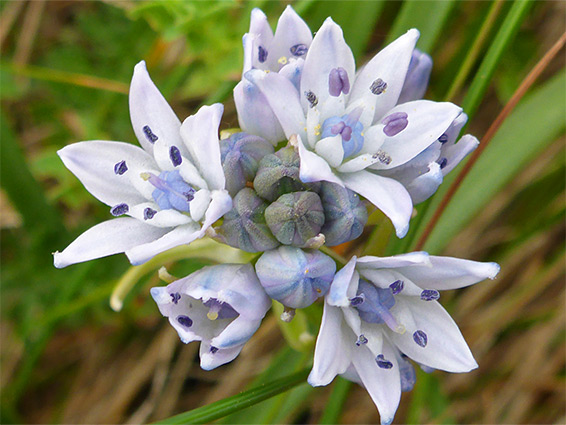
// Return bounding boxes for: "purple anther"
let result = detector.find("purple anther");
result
[258,45,268,63]
[372,150,392,165]
[114,160,128,175]
[304,90,318,108]
[210,346,219,354]
[330,121,354,141]
[420,289,440,301]
[438,158,448,169]
[389,280,404,295]
[328,67,350,97]
[413,330,428,347]
[356,334,368,346]
[290,44,308,56]
[370,78,387,95]
[110,203,129,216]
[170,146,182,167]
[144,207,157,220]
[350,294,365,306]
[177,315,193,328]
[143,125,158,143]
[376,354,393,369]
[170,292,181,304]
[438,133,449,144]
[382,112,409,137]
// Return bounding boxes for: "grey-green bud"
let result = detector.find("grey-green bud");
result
[320,182,368,246]
[265,191,325,246]
[219,188,279,252]
[253,147,306,201]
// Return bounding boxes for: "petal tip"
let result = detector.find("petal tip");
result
[487,262,501,279]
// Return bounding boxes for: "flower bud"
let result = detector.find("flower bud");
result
[320,182,368,246]
[255,246,336,309]
[265,191,325,246]
[253,146,306,201]
[219,188,279,252]
[220,132,274,196]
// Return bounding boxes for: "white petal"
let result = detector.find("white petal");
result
[234,80,286,145]
[308,302,353,386]
[337,153,381,173]
[178,159,209,190]
[372,100,463,169]
[314,135,344,168]
[54,217,169,268]
[296,134,344,185]
[306,106,321,149]
[443,111,468,144]
[129,61,184,155]
[405,162,443,204]
[398,48,433,104]
[244,69,306,141]
[357,252,430,269]
[396,255,500,290]
[351,338,401,425]
[125,222,201,265]
[358,125,386,155]
[349,29,419,127]
[211,317,262,349]
[440,134,478,175]
[57,141,155,207]
[327,256,358,307]
[340,170,412,238]
[189,189,211,222]
[267,6,312,71]
[180,103,225,191]
[200,189,233,231]
[279,58,304,90]
[357,268,423,297]
[199,341,243,371]
[247,8,274,71]
[129,202,193,227]
[389,298,478,372]
[300,18,355,112]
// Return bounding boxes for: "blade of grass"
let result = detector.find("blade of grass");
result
[318,377,352,424]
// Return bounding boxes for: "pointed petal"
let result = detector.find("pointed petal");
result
[327,256,358,307]
[405,162,443,204]
[398,48,433,104]
[349,29,419,127]
[180,104,225,191]
[300,18,355,112]
[295,134,344,185]
[244,69,306,141]
[278,58,305,90]
[125,222,201,265]
[314,135,344,168]
[54,218,169,268]
[396,256,500,290]
[390,298,478,372]
[129,61,183,155]
[356,252,430,269]
[129,202,193,227]
[189,189,211,222]
[58,141,155,207]
[247,8,274,71]
[211,317,262,349]
[372,100,463,169]
[234,80,286,144]
[267,6,312,71]
[341,170,412,238]
[199,189,232,232]
[309,302,353,386]
[440,134,478,175]
[199,341,243,371]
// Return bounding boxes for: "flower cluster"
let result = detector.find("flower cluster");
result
[54,6,498,424]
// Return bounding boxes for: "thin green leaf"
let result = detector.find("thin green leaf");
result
[318,377,352,424]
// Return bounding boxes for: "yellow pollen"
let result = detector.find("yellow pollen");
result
[278,56,288,65]
[316,288,322,294]
[207,311,219,321]
[395,324,406,334]
[140,172,151,181]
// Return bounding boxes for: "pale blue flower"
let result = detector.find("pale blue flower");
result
[54,61,232,267]
[309,252,499,424]
[243,19,479,237]
[151,263,271,370]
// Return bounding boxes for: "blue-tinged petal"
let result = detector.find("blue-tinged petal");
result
[128,202,193,227]
[199,189,232,234]
[248,8,274,70]
[389,298,478,373]
[340,170,412,238]
[396,256,500,290]
[348,29,419,128]
[371,100,462,170]
[129,61,184,155]
[234,81,286,145]
[199,341,243,371]
[309,302,353,386]
[54,217,169,268]
[405,162,443,204]
[440,134,479,175]
[279,58,305,91]
[327,256,358,307]
[356,252,430,269]
[211,317,263,349]
[244,69,306,141]
[57,141,155,207]
[180,103,225,191]
[398,48,433,104]
[188,189,211,222]
[314,135,344,168]
[295,135,344,185]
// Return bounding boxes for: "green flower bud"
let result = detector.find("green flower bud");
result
[219,188,279,252]
[265,191,325,246]
[253,147,306,201]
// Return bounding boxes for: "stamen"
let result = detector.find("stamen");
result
[372,150,392,165]
[382,112,409,137]
[438,158,448,169]
[110,203,129,216]
[143,125,158,143]
[281,307,296,323]
[376,354,393,369]
[210,346,219,354]
[413,330,428,347]
[169,146,182,167]
[114,160,128,175]
[438,133,449,144]
[144,207,156,220]
[144,171,195,213]
[328,67,350,97]
[370,78,387,95]
[304,90,318,108]
[350,294,365,306]
[203,299,238,320]
[170,292,181,304]
[356,334,368,346]
[177,315,193,328]
[389,280,404,295]
[290,44,308,56]
[207,302,221,321]
[420,289,440,301]
[258,45,268,63]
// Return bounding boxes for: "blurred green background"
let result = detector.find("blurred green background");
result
[1,1,564,423]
